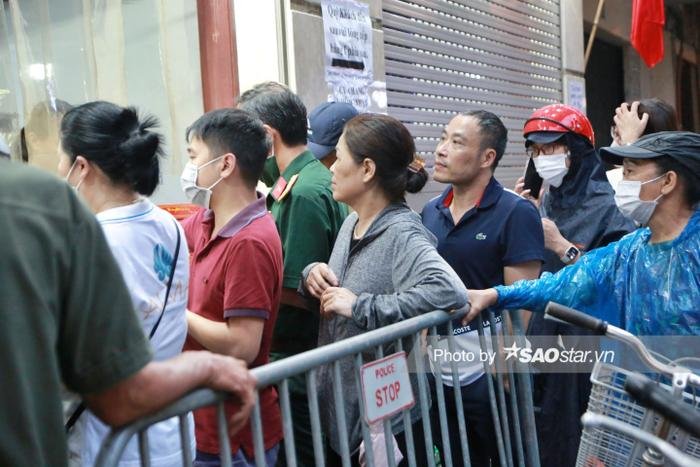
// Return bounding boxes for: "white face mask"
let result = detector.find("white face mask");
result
[533,153,569,188]
[613,173,666,226]
[180,155,225,208]
[65,160,84,192]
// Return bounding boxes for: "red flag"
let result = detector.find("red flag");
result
[631,0,665,68]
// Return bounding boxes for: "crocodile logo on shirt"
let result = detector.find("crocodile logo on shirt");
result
[475,233,487,240]
[153,244,174,282]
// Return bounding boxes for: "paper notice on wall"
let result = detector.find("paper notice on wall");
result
[327,79,387,114]
[564,75,587,114]
[327,77,371,111]
[322,0,375,112]
[322,0,373,81]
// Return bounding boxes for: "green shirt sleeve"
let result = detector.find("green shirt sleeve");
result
[59,193,152,394]
[279,189,346,289]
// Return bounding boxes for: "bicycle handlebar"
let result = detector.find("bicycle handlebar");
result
[544,302,608,334]
[625,373,700,439]
[544,302,700,388]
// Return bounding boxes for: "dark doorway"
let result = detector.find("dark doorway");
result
[680,59,699,131]
[584,35,625,148]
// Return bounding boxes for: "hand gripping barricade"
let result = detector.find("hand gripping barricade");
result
[545,302,700,467]
[94,308,542,467]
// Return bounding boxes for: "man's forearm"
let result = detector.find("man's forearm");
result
[187,311,236,356]
[187,311,263,363]
[85,351,231,427]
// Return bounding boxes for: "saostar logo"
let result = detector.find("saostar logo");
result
[503,342,614,364]
[503,342,560,363]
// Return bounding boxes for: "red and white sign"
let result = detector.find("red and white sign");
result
[360,351,415,424]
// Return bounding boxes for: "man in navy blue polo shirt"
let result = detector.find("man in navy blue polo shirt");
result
[422,110,544,466]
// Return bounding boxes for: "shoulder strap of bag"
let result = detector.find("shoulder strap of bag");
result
[148,218,181,339]
[66,218,181,432]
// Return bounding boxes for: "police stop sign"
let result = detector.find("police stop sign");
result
[360,351,415,424]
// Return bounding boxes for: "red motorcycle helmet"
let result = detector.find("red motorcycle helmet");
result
[523,104,595,147]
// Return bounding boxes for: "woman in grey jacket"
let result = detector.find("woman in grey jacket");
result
[302,114,468,466]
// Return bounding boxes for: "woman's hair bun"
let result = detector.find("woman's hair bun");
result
[406,165,429,193]
[60,101,164,196]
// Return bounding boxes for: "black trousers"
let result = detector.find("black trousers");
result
[429,374,501,467]
[274,390,316,467]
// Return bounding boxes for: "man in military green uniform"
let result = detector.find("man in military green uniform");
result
[239,82,348,466]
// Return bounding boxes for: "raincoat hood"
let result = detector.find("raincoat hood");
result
[541,133,636,261]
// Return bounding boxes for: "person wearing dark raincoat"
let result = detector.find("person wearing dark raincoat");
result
[513,104,636,467]
[469,131,700,466]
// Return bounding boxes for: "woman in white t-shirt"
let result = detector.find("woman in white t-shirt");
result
[57,101,193,467]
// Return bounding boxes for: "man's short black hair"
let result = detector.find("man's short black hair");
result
[186,108,271,188]
[461,110,508,171]
[237,82,308,147]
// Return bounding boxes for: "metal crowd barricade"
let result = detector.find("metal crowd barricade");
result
[94,308,541,467]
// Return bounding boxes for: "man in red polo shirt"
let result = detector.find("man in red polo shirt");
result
[180,108,283,466]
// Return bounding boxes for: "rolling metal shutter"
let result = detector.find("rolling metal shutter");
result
[383,0,562,206]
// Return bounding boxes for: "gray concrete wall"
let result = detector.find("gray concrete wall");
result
[561,0,585,75]
[288,0,385,112]
[622,33,676,105]
[560,0,586,111]
[582,0,631,43]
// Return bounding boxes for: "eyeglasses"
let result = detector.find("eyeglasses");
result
[526,144,566,158]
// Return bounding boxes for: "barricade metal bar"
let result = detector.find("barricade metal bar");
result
[96,307,542,467]
[382,412,396,467]
[373,345,397,467]
[95,389,227,467]
[477,317,507,467]
[516,367,541,467]
[514,372,536,466]
[488,310,514,467]
[138,430,150,467]
[253,310,467,388]
[306,369,325,467]
[505,344,525,467]
[376,346,383,359]
[178,414,193,466]
[279,379,298,467]
[510,311,541,467]
[446,319,471,467]
[96,311,467,467]
[354,353,375,467]
[411,332,436,467]
[251,392,266,467]
[96,308,551,467]
[429,326,453,467]
[395,338,417,467]
[217,402,232,467]
[502,329,525,467]
[332,361,352,467]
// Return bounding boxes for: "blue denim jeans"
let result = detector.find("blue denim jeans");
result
[194,443,280,467]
